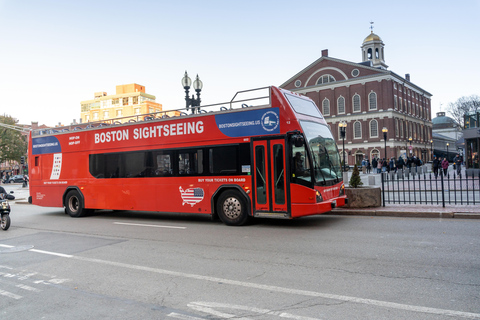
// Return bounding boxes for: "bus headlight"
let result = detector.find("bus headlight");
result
[316,190,323,203]
[339,184,345,196]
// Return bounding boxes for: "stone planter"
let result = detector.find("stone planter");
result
[344,186,381,208]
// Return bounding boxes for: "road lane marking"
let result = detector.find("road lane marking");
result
[0,289,22,300]
[3,244,480,319]
[113,222,186,229]
[16,284,42,292]
[185,302,322,319]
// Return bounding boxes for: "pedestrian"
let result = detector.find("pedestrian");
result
[441,157,449,176]
[432,155,440,178]
[389,157,396,173]
[453,154,462,175]
[396,156,404,171]
[382,158,388,173]
[377,158,383,173]
[366,159,371,174]
[372,158,378,174]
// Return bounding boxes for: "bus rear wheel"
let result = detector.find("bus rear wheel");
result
[65,190,89,218]
[217,190,249,226]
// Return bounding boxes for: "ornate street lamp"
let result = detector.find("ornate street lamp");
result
[446,142,449,160]
[339,121,347,171]
[382,127,388,160]
[182,71,203,114]
[408,136,413,156]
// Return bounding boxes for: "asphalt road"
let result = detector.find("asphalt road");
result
[1,203,479,319]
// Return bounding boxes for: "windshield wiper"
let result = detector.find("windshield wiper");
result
[323,146,340,182]
[311,150,327,185]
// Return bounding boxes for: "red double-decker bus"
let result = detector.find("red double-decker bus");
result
[28,86,347,226]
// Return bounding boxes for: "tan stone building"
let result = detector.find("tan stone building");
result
[80,83,165,123]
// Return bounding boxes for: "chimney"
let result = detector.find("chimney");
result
[322,49,328,57]
[405,74,410,82]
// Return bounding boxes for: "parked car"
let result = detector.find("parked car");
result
[7,175,25,183]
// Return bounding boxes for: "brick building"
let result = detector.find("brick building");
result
[280,31,433,166]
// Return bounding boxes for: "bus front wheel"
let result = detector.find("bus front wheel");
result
[65,190,89,218]
[217,191,249,226]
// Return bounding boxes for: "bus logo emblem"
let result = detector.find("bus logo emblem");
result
[179,187,204,207]
[261,111,279,132]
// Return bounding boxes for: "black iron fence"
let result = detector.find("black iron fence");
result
[381,169,480,207]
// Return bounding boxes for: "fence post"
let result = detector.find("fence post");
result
[440,170,445,208]
[381,172,385,207]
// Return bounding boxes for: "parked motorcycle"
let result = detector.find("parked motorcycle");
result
[0,191,13,231]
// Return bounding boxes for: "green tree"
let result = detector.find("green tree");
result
[446,95,480,127]
[0,115,28,164]
[349,164,363,188]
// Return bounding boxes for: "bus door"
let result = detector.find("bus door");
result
[253,139,288,216]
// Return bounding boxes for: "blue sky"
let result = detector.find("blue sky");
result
[1,0,479,126]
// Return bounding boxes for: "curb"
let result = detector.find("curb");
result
[330,208,480,219]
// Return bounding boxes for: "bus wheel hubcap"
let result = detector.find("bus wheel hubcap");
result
[69,198,79,213]
[223,197,241,219]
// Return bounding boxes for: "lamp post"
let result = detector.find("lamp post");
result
[408,136,413,156]
[382,127,388,160]
[430,139,433,160]
[181,71,203,114]
[446,142,449,160]
[339,121,347,171]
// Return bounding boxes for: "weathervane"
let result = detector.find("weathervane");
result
[370,21,374,32]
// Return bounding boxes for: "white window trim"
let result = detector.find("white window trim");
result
[368,91,377,110]
[353,94,361,113]
[337,96,345,114]
[322,98,330,116]
[354,121,362,139]
[369,119,378,138]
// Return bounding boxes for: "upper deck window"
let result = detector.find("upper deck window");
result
[285,93,323,119]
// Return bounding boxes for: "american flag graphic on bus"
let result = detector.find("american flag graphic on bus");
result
[179,186,205,207]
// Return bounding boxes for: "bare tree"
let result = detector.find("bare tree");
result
[446,95,480,127]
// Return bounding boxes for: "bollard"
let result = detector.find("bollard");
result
[368,175,376,186]
[397,170,403,179]
[343,172,349,185]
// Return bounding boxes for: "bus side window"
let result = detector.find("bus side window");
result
[178,149,203,175]
[209,146,237,174]
[155,152,172,176]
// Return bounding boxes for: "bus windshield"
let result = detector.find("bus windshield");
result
[300,120,342,185]
[285,94,324,119]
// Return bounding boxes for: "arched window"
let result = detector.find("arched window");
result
[317,75,336,85]
[354,121,362,139]
[353,94,361,112]
[337,96,345,114]
[369,92,377,110]
[369,119,378,138]
[371,149,380,161]
[322,98,330,115]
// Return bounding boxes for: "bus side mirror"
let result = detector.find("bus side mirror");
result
[292,135,304,148]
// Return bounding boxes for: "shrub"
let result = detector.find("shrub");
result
[349,164,363,188]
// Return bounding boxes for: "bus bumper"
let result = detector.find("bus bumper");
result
[291,195,348,218]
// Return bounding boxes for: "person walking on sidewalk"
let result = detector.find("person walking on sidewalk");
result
[441,157,449,176]
[432,155,440,178]
[453,154,462,175]
[372,158,378,174]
